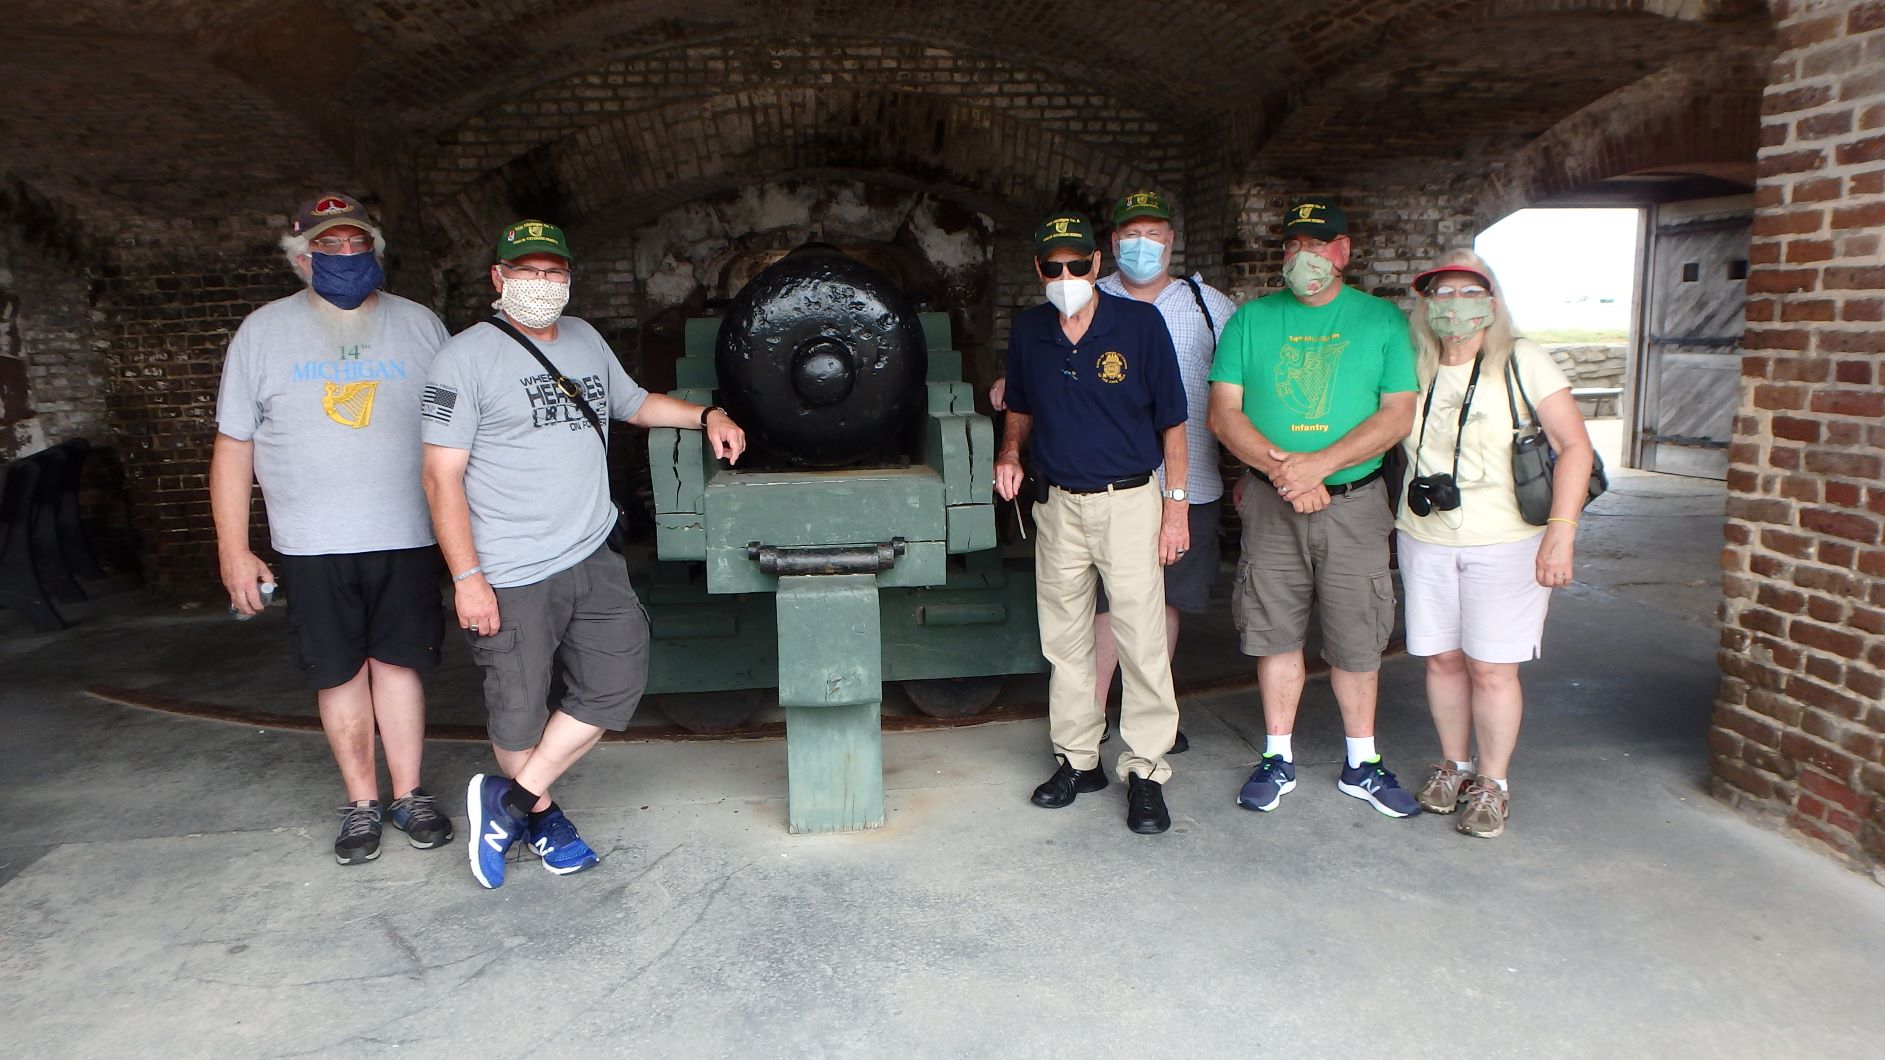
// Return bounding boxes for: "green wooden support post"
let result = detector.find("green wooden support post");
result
[775,573,885,833]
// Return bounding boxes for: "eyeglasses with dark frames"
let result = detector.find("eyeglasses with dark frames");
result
[1038,259,1095,279]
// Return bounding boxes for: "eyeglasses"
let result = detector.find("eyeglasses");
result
[1282,237,1342,254]
[500,263,572,284]
[1427,284,1490,300]
[1038,259,1095,279]
[1061,351,1079,381]
[310,235,373,254]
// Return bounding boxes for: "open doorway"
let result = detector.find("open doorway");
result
[1476,208,1640,472]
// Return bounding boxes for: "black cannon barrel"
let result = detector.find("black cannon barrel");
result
[714,244,927,467]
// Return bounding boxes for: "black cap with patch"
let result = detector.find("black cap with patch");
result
[1281,200,1347,242]
[1033,213,1096,256]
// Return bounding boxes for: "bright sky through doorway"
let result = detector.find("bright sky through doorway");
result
[1475,208,1639,337]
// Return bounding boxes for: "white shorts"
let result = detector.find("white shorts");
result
[1396,530,1553,664]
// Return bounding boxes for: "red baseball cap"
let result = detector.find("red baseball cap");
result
[1411,265,1493,294]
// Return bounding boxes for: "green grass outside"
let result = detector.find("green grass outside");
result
[1527,327,1630,344]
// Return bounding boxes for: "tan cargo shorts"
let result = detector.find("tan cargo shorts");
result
[1230,474,1396,672]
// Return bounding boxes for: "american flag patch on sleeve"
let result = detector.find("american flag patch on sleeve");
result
[421,384,458,424]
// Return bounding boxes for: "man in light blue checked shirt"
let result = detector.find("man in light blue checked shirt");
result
[991,190,1236,750]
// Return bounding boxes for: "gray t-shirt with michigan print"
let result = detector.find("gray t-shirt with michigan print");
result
[215,290,448,555]
[420,316,649,588]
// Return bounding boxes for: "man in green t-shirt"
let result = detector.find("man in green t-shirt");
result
[1206,200,1422,820]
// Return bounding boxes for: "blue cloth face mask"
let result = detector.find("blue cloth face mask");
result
[309,251,384,310]
[1115,236,1167,284]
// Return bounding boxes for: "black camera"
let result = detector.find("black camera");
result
[1405,472,1462,517]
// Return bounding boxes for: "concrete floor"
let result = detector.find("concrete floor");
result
[4,469,1884,1058]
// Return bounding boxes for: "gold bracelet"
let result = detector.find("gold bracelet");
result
[1547,517,1579,527]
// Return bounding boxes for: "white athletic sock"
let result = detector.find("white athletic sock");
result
[1265,733,1293,762]
[1485,776,1509,792]
[1345,736,1377,769]
[1450,759,1474,773]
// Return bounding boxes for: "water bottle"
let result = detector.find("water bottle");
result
[230,582,276,621]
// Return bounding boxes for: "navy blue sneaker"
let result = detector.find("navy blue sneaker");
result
[1236,753,1297,812]
[1338,756,1423,818]
[528,808,601,876]
[466,773,525,889]
[387,788,454,849]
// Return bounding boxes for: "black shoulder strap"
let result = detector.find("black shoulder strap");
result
[1183,275,1215,334]
[1504,347,1540,432]
[486,315,607,451]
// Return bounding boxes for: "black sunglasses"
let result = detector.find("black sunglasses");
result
[1038,259,1095,279]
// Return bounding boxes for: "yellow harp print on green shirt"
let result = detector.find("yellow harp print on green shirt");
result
[1274,336,1346,420]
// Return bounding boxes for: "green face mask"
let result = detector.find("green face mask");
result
[1283,251,1336,300]
[1426,297,1495,339]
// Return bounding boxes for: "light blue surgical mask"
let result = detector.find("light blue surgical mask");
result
[1115,237,1167,285]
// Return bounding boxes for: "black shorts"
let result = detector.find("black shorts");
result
[1095,500,1222,616]
[278,546,446,690]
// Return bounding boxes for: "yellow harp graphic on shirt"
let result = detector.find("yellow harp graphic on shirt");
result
[322,381,379,428]
[1274,340,1344,420]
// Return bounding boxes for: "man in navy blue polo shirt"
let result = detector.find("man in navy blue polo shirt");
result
[994,212,1190,835]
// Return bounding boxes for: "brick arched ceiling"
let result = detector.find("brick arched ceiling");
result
[0,27,355,219]
[3,0,1772,224]
[1256,10,1772,187]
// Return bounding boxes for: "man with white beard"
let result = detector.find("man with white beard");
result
[211,193,456,866]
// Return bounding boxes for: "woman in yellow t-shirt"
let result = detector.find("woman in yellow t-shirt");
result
[1395,249,1596,839]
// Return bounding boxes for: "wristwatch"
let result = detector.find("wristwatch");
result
[699,404,725,427]
[1161,487,1187,502]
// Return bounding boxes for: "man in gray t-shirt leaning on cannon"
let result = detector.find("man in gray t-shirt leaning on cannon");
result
[421,219,746,891]
[211,194,456,867]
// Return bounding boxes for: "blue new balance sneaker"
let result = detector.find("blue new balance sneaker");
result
[1236,753,1297,812]
[1338,756,1423,818]
[528,808,601,876]
[466,773,526,889]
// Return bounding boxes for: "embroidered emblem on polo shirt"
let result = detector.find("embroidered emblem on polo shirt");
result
[1097,350,1127,384]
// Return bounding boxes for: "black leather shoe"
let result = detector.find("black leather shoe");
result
[1169,729,1189,754]
[1126,775,1171,834]
[1031,755,1109,808]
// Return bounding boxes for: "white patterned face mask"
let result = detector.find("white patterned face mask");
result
[493,275,569,328]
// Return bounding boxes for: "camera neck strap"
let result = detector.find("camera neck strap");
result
[1413,349,1484,480]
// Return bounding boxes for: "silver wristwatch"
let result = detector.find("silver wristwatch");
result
[1161,487,1187,502]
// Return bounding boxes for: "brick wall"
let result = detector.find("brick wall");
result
[0,231,107,459]
[1224,180,1479,305]
[1712,0,1885,879]
[96,216,310,598]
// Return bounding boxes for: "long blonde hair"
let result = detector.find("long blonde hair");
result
[1410,248,1520,387]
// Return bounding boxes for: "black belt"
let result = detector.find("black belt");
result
[1249,466,1383,497]
[1051,473,1153,495]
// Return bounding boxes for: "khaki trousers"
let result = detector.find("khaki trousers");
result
[1033,481,1178,783]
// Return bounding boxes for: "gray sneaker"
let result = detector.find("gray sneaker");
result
[388,788,454,849]
[1416,763,1473,814]
[1456,777,1510,838]
[334,800,383,865]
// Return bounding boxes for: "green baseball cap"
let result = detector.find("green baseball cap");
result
[495,219,573,263]
[1281,200,1347,242]
[1113,190,1172,225]
[1033,213,1096,256]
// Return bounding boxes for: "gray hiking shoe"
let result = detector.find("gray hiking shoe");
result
[388,788,454,849]
[334,800,383,865]
[1456,777,1510,838]
[1416,763,1474,814]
